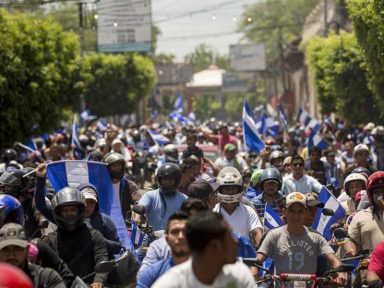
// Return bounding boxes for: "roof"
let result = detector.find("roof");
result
[186,65,226,88]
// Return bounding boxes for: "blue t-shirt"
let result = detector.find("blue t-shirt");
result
[136,257,173,288]
[138,189,187,231]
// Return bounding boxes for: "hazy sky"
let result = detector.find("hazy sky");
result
[152,0,256,61]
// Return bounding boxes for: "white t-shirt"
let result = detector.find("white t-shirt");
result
[213,202,262,239]
[152,258,254,288]
[113,181,121,204]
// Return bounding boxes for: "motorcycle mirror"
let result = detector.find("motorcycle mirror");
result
[333,228,348,239]
[322,208,334,216]
[95,261,114,273]
[132,204,146,216]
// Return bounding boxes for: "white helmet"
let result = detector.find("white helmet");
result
[216,167,243,204]
[344,173,367,196]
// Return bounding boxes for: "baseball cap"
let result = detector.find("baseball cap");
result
[224,143,237,152]
[306,193,325,208]
[81,187,98,203]
[353,144,369,156]
[188,179,219,200]
[285,192,307,208]
[0,223,28,250]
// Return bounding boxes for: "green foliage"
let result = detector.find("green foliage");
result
[346,0,384,117]
[306,32,381,124]
[184,43,229,72]
[239,0,320,59]
[0,9,80,146]
[152,52,176,64]
[78,53,157,117]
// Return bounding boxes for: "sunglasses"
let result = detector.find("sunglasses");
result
[292,163,304,167]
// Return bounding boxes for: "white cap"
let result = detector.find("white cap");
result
[286,192,307,208]
[81,188,98,203]
[353,144,369,156]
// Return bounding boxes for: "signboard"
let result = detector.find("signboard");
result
[97,0,152,53]
[229,44,266,71]
[222,72,255,93]
[156,64,194,86]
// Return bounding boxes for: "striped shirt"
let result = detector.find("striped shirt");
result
[251,193,284,219]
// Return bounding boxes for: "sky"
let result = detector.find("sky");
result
[152,0,257,61]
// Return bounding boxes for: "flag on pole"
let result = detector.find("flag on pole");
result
[147,129,170,147]
[277,104,288,132]
[311,186,346,240]
[174,91,184,113]
[80,109,97,122]
[263,203,284,230]
[297,108,311,125]
[46,160,134,251]
[308,129,329,150]
[242,100,265,153]
[130,220,144,247]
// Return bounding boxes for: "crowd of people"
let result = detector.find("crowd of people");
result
[0,116,384,287]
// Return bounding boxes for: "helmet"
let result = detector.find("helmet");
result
[216,167,243,203]
[156,163,181,195]
[270,145,283,152]
[0,194,24,227]
[102,152,126,180]
[269,150,285,169]
[0,170,24,197]
[260,167,282,190]
[163,144,178,163]
[2,149,17,163]
[367,172,384,204]
[250,168,263,185]
[95,138,106,150]
[343,173,367,196]
[19,167,36,198]
[51,187,85,232]
[0,263,33,288]
[351,167,371,178]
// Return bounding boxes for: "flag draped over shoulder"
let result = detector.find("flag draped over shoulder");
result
[242,100,265,153]
[311,186,346,240]
[46,160,134,251]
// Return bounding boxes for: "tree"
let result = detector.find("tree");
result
[0,9,80,146]
[238,0,320,59]
[77,53,157,117]
[152,52,176,64]
[346,0,384,117]
[306,32,382,124]
[184,43,229,72]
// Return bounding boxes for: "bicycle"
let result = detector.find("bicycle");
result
[242,258,355,288]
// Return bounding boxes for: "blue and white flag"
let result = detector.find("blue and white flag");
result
[147,129,170,147]
[80,109,97,122]
[26,138,37,151]
[71,115,84,160]
[278,104,288,132]
[130,220,144,247]
[311,186,346,241]
[232,232,256,258]
[263,203,284,230]
[308,128,329,150]
[174,91,184,113]
[96,119,108,132]
[187,112,196,123]
[242,100,265,153]
[169,111,188,124]
[297,108,311,126]
[306,118,321,134]
[46,160,134,251]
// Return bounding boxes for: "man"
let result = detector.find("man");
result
[269,150,285,172]
[342,144,377,182]
[0,223,65,288]
[305,146,330,185]
[152,211,254,287]
[367,240,384,287]
[214,143,248,173]
[138,163,187,231]
[182,131,204,160]
[137,211,190,288]
[213,167,263,247]
[42,187,108,287]
[187,179,218,210]
[281,155,322,195]
[178,156,200,195]
[304,192,325,226]
[345,171,384,256]
[200,122,237,153]
[253,192,346,285]
[251,167,284,219]
[102,152,140,218]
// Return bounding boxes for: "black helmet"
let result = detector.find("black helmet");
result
[102,152,126,180]
[156,163,181,195]
[52,187,85,232]
[2,149,17,163]
[0,171,24,198]
[260,167,282,190]
[132,130,141,143]
[19,168,36,198]
[0,194,24,227]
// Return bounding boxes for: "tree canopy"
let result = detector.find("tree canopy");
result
[346,0,384,117]
[0,9,80,146]
[184,43,229,72]
[306,32,382,124]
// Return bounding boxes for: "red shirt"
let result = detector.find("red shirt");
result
[216,135,237,152]
[369,241,384,282]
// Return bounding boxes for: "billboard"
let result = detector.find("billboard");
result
[222,72,256,93]
[97,0,152,53]
[229,43,266,71]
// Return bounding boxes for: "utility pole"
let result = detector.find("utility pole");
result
[324,0,328,37]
